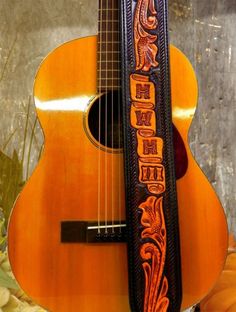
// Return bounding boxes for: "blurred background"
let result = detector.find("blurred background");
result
[0,0,235,311]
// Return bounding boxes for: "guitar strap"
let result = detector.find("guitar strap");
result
[120,0,182,311]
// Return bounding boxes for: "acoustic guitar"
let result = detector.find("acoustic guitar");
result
[8,0,228,311]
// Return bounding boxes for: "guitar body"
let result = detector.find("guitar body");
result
[8,36,228,311]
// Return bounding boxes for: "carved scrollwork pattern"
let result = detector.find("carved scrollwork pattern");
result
[132,2,169,310]
[139,196,169,312]
[134,0,159,71]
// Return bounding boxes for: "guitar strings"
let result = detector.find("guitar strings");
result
[104,0,109,234]
[97,0,103,234]
[97,0,122,234]
[117,1,122,233]
[111,0,115,233]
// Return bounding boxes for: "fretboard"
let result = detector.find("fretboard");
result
[97,0,121,91]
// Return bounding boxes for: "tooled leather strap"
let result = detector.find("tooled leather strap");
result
[120,0,182,311]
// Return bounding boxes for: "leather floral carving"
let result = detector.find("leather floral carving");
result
[133,3,168,310]
[134,0,159,71]
[139,196,169,312]
[140,196,166,245]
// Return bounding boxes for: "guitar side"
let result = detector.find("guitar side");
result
[170,46,228,309]
[8,37,228,311]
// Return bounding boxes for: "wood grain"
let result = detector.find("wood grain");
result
[8,38,228,311]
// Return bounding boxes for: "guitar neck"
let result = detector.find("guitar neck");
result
[97,0,121,91]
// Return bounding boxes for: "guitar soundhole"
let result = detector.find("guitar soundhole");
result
[88,91,123,149]
[173,124,188,180]
[88,93,188,177]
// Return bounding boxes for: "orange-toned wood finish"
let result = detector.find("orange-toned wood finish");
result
[200,253,236,311]
[8,36,228,311]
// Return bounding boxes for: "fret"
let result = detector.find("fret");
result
[97,80,121,83]
[98,79,121,84]
[97,83,121,86]
[99,20,119,23]
[98,66,120,72]
[99,30,120,33]
[97,55,120,62]
[98,10,119,20]
[97,81,121,86]
[97,84,121,87]
[98,41,120,45]
[98,22,119,32]
[97,76,120,78]
[98,64,121,69]
[98,52,120,64]
[98,20,119,25]
[98,42,120,52]
[97,86,121,89]
[97,72,120,78]
[97,82,121,87]
[97,75,120,78]
[98,60,121,63]
[98,1,119,7]
[97,84,121,88]
[97,78,121,80]
[98,65,120,71]
[97,87,121,89]
[99,69,120,72]
[97,51,120,54]
[97,71,121,80]
[98,9,119,11]
[97,76,121,79]
[98,41,120,44]
[97,85,121,87]
[98,88,121,92]
[98,34,119,43]
[98,0,121,90]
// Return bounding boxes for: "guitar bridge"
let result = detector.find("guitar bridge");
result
[61,221,126,243]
